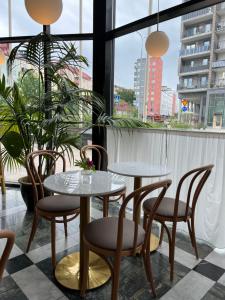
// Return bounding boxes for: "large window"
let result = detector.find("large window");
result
[51,0,93,34]
[114,3,225,130]
[115,0,184,28]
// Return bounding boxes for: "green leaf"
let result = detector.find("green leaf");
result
[1,131,24,158]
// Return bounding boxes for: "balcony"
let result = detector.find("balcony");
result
[180,45,210,57]
[183,27,211,39]
[212,60,225,69]
[182,7,213,21]
[216,40,225,51]
[216,22,225,33]
[217,2,225,15]
[212,79,225,88]
[177,83,208,91]
[180,64,209,74]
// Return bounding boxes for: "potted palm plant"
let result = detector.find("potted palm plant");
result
[0,32,148,211]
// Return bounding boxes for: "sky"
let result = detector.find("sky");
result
[0,0,183,91]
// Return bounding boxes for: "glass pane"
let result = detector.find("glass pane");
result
[51,0,93,34]
[0,41,93,183]
[0,2,8,36]
[114,3,225,130]
[11,0,42,36]
[115,0,184,28]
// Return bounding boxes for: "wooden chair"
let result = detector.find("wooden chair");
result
[143,164,214,281]
[83,180,172,299]
[0,230,15,279]
[26,150,80,268]
[80,144,126,217]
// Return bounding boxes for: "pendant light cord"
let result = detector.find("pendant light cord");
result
[157,0,159,31]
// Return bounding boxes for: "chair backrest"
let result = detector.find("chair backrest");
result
[26,150,66,205]
[0,230,15,280]
[116,180,172,255]
[80,144,108,170]
[174,164,214,220]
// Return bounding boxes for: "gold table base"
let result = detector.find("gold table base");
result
[150,234,160,252]
[55,251,111,290]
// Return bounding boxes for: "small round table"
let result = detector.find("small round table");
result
[108,162,171,251]
[44,170,125,292]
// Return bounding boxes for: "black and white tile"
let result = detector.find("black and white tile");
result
[1,188,225,299]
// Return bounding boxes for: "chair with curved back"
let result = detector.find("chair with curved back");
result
[26,150,80,268]
[143,164,214,281]
[80,144,126,217]
[82,179,172,300]
[0,230,15,279]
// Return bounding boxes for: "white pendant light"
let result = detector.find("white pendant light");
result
[145,0,169,57]
[25,0,63,25]
[0,49,5,65]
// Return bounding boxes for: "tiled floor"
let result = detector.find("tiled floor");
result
[0,188,225,299]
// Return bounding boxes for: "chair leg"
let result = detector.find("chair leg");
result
[159,223,165,246]
[170,222,177,281]
[189,218,199,259]
[63,216,68,237]
[111,255,121,300]
[26,212,39,253]
[143,238,156,297]
[51,219,56,269]
[143,213,148,230]
[122,193,126,218]
[103,196,109,217]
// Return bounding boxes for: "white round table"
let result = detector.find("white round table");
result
[108,162,171,251]
[44,170,125,292]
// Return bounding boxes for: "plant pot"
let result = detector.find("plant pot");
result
[18,176,51,212]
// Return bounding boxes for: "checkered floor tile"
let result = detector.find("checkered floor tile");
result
[0,188,225,299]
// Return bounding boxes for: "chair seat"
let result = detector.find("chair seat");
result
[143,197,192,218]
[37,195,80,212]
[84,217,145,251]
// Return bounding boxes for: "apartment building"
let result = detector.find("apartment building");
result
[178,2,225,127]
[134,57,163,120]
[134,57,146,119]
[160,86,177,116]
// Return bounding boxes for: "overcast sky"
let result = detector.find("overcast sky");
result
[0,0,182,90]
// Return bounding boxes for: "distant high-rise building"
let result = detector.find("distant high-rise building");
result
[178,2,225,127]
[134,57,163,120]
[147,57,163,118]
[161,86,177,116]
[134,58,146,119]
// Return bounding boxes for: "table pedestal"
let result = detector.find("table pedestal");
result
[54,196,111,291]
[54,251,111,290]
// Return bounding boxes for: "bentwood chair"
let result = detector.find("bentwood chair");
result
[83,180,172,299]
[143,164,214,281]
[0,230,15,279]
[80,145,126,217]
[26,150,80,268]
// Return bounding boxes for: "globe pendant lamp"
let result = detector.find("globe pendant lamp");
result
[145,0,169,57]
[25,0,63,25]
[0,49,5,65]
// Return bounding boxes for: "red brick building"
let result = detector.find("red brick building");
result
[147,57,163,118]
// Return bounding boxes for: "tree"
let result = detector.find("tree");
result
[116,87,135,105]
